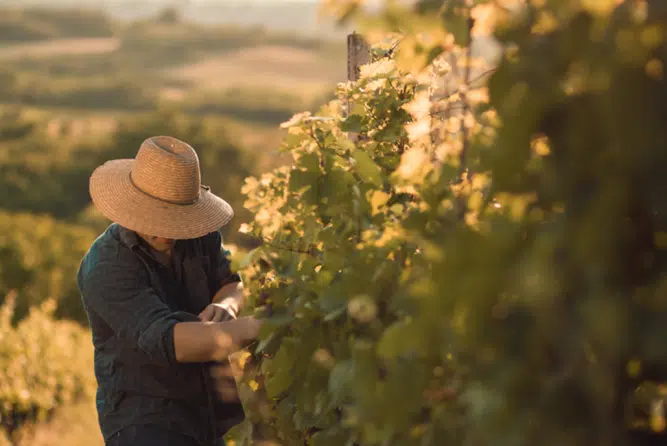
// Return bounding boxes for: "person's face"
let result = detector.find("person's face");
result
[137,233,175,254]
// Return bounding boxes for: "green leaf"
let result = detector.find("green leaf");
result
[442,2,470,45]
[255,331,281,356]
[319,169,353,210]
[283,132,307,149]
[322,251,346,273]
[341,114,364,133]
[318,286,346,312]
[289,169,316,194]
[299,152,321,172]
[310,428,349,446]
[336,137,356,154]
[377,319,427,359]
[289,168,320,205]
[425,45,445,66]
[265,341,296,398]
[235,247,261,270]
[352,150,383,187]
[328,359,355,404]
[224,420,253,446]
[323,305,347,322]
[378,153,402,170]
[265,312,294,328]
[375,125,403,143]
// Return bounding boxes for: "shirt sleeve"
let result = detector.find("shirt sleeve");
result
[207,230,242,289]
[78,257,199,366]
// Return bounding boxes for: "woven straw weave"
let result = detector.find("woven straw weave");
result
[89,136,233,239]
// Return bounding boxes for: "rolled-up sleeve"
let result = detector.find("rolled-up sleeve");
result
[207,231,242,289]
[79,258,198,366]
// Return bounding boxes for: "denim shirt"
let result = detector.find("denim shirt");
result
[77,224,244,445]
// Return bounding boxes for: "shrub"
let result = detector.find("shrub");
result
[229,1,667,445]
[0,108,106,220]
[0,105,258,245]
[19,8,115,38]
[0,212,97,323]
[118,21,263,67]
[0,7,114,42]
[0,293,95,439]
[0,13,59,42]
[183,87,317,126]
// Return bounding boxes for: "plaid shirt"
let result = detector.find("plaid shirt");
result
[77,223,244,445]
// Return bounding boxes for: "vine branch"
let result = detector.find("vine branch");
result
[459,8,475,180]
[262,237,320,258]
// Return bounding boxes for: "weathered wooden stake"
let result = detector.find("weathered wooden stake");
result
[347,31,371,84]
[347,32,370,142]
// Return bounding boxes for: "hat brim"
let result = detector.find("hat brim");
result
[90,159,234,240]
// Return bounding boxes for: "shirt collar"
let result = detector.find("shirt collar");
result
[113,223,184,264]
[114,223,142,250]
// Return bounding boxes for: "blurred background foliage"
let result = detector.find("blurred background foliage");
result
[0,3,345,320]
[0,3,345,443]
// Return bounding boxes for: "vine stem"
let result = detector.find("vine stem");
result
[432,67,497,109]
[452,4,476,223]
[459,5,475,181]
[262,237,320,257]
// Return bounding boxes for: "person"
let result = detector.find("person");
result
[77,136,262,446]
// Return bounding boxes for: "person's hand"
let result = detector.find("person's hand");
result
[207,316,262,363]
[235,316,263,343]
[199,299,238,322]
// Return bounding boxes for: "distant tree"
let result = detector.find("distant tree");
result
[155,6,183,25]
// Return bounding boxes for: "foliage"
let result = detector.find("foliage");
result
[230,13,489,446]
[182,87,335,127]
[0,211,97,322]
[0,7,114,42]
[0,104,263,323]
[229,1,667,445]
[0,63,332,126]
[0,7,344,129]
[0,293,95,440]
[0,107,114,219]
[0,105,257,240]
[0,70,156,111]
[118,17,341,68]
[154,6,183,25]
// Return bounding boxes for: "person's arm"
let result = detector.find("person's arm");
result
[199,282,244,321]
[213,281,244,309]
[173,317,261,363]
[199,231,246,322]
[78,257,260,365]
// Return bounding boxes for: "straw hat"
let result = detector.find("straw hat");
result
[89,136,234,240]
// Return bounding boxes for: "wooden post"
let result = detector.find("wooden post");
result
[347,32,370,142]
[347,31,371,84]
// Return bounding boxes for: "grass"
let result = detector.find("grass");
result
[0,37,119,60]
[164,44,344,98]
[9,400,103,446]
[5,103,289,161]
[0,39,343,99]
[0,6,346,131]
[0,37,342,126]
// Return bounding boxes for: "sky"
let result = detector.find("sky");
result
[132,0,319,3]
[0,0,351,37]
